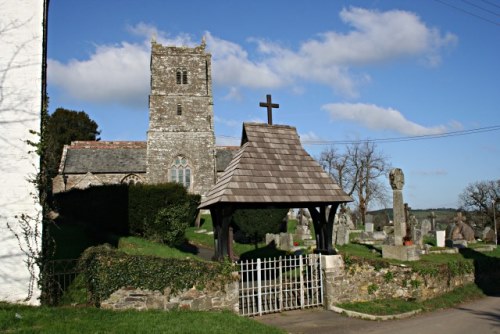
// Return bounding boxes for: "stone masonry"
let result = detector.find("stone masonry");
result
[322,255,474,308]
[147,41,215,195]
[101,281,239,313]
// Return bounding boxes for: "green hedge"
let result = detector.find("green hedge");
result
[79,245,233,306]
[53,185,129,241]
[128,183,200,236]
[232,208,289,245]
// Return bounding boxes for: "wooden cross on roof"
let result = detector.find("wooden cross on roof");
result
[259,94,279,125]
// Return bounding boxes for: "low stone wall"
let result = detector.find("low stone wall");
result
[101,281,239,313]
[322,255,474,308]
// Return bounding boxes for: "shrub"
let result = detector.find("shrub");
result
[52,185,129,249]
[232,208,288,246]
[146,203,190,246]
[128,183,200,237]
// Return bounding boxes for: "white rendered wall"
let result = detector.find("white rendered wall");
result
[0,0,44,304]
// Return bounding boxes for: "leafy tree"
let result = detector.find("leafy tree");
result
[45,108,100,180]
[318,142,391,225]
[232,208,288,248]
[458,179,500,228]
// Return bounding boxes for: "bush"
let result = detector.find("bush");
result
[78,245,233,306]
[146,203,190,246]
[232,208,288,246]
[52,185,129,249]
[128,183,200,237]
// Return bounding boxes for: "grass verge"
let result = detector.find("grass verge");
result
[0,303,284,334]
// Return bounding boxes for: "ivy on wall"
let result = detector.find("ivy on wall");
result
[79,245,234,306]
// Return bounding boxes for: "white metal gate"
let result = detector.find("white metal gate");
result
[238,254,323,316]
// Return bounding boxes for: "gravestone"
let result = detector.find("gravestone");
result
[429,212,436,231]
[390,168,406,245]
[365,222,374,233]
[451,213,475,242]
[410,216,423,247]
[482,226,496,242]
[265,233,280,247]
[336,224,350,246]
[436,230,446,247]
[421,219,432,236]
[279,233,294,251]
[295,208,313,241]
[265,233,294,251]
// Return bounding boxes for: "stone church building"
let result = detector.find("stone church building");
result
[53,40,236,196]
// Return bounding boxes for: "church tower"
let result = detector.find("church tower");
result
[146,40,215,195]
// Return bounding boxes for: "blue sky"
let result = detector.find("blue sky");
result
[47,0,500,209]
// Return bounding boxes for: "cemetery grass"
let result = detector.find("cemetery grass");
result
[118,236,203,260]
[336,283,485,316]
[0,302,284,334]
[186,215,298,259]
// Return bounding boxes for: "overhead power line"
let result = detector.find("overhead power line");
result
[217,125,500,146]
[462,0,500,17]
[301,125,500,145]
[434,0,500,26]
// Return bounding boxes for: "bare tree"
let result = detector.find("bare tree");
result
[459,179,500,227]
[318,141,391,225]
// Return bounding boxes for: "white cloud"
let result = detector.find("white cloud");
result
[207,7,456,97]
[299,131,323,144]
[48,42,150,108]
[206,32,284,89]
[222,87,243,101]
[322,102,457,136]
[48,8,457,107]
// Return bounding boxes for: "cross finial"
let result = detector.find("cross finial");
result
[259,94,279,125]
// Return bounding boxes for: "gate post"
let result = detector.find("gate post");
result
[321,254,345,310]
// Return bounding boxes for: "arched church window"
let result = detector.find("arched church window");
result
[177,104,182,115]
[121,174,143,185]
[170,156,191,189]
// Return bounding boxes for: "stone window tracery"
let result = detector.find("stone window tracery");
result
[170,156,191,189]
[121,174,143,185]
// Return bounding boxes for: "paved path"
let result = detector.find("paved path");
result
[256,296,500,334]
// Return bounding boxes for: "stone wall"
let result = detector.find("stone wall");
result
[101,282,239,313]
[322,255,474,308]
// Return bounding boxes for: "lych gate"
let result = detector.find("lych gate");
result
[199,116,352,259]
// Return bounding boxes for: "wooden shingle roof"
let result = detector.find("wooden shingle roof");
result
[199,123,352,208]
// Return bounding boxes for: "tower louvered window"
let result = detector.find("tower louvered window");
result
[176,68,188,85]
[170,156,191,189]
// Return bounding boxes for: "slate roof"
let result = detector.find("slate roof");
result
[216,146,239,172]
[199,123,353,208]
[60,141,147,174]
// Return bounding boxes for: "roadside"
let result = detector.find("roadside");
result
[256,295,500,334]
